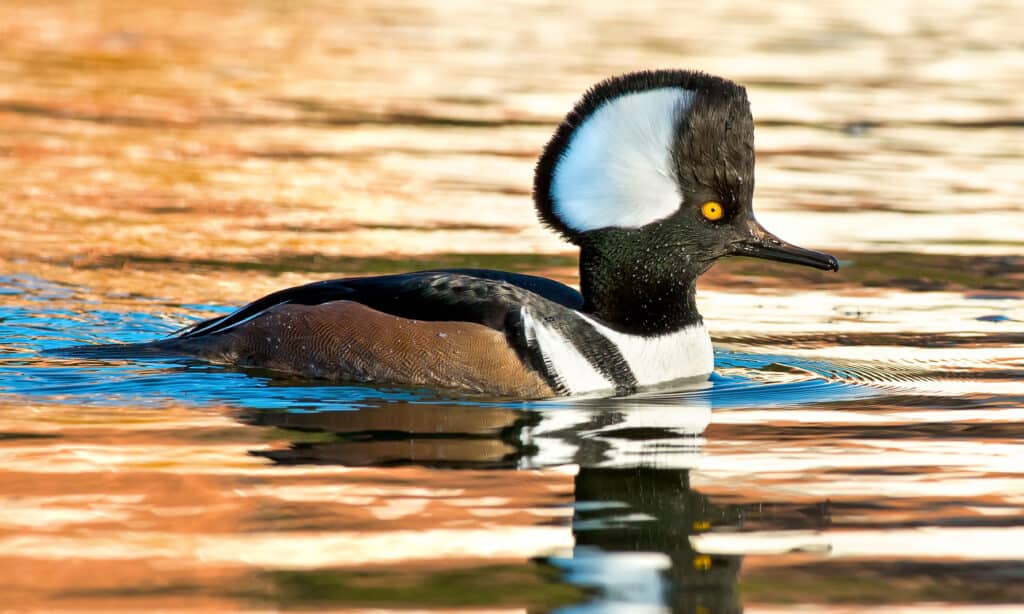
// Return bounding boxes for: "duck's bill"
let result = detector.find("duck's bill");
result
[731,232,839,271]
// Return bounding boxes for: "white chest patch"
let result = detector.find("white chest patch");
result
[522,307,714,396]
[551,87,695,232]
[578,314,714,388]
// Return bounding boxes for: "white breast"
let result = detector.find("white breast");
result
[522,308,714,396]
[579,314,714,389]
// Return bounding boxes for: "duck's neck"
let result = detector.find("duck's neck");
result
[576,231,704,336]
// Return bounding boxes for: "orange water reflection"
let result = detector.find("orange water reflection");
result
[1,0,1023,611]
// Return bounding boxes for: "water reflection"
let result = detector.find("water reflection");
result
[564,467,742,614]
[241,402,538,469]
[243,394,746,612]
[5,287,1024,610]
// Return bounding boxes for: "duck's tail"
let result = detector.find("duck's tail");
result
[45,338,193,359]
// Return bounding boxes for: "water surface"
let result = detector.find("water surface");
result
[1,1,1023,612]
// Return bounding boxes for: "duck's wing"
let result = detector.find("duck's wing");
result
[174,269,583,339]
[58,269,633,397]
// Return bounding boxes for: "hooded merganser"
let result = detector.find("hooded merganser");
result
[71,70,837,398]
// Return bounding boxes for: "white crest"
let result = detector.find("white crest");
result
[551,87,694,232]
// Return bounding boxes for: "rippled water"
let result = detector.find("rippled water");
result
[2,1,1024,612]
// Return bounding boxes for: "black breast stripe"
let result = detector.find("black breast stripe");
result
[510,304,638,396]
[556,315,638,396]
[506,309,570,396]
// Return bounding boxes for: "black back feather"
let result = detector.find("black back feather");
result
[175,269,583,339]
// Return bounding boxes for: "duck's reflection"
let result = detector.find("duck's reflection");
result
[242,402,539,468]
[239,393,742,613]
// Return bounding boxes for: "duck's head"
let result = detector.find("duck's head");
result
[533,70,838,333]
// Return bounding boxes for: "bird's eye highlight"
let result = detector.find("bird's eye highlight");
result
[701,201,725,221]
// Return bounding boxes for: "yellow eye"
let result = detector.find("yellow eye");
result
[701,201,725,221]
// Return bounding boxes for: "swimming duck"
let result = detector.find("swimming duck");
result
[76,70,837,398]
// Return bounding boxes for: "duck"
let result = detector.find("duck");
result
[70,70,837,398]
